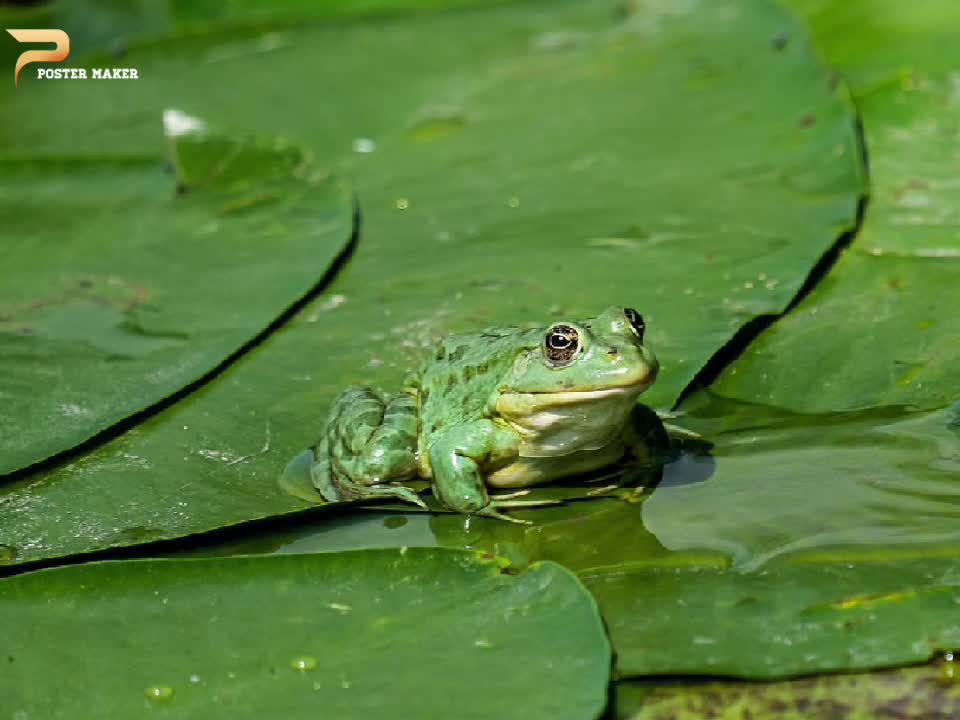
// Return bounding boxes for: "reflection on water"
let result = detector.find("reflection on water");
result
[169,391,960,576]
[646,392,960,569]
[659,446,715,489]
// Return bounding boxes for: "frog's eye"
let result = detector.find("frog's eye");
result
[544,324,579,366]
[623,308,645,343]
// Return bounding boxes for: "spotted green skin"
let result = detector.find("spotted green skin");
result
[307,307,661,518]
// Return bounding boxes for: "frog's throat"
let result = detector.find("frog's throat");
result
[494,382,648,458]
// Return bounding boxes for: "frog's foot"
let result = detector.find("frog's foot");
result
[474,495,563,525]
[318,463,428,509]
[663,422,704,442]
[310,437,427,509]
[348,481,428,509]
[489,489,533,501]
[585,483,620,497]
[298,385,423,507]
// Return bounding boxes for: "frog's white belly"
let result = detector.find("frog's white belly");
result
[486,440,625,488]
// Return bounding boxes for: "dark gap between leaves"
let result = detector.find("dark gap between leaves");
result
[0,501,359,579]
[0,198,361,484]
[674,107,870,409]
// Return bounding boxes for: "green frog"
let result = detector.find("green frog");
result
[282,306,664,522]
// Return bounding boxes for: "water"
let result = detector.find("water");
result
[160,392,960,576]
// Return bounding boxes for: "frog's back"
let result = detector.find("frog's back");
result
[418,326,534,440]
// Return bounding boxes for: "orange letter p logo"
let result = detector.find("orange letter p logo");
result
[5,29,70,87]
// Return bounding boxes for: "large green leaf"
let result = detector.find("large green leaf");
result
[614,661,960,720]
[0,548,610,720]
[583,548,960,679]
[527,400,960,678]
[182,398,960,678]
[712,0,960,412]
[0,0,548,65]
[0,125,353,476]
[0,0,862,565]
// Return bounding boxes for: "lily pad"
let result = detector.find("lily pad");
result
[0,548,611,720]
[583,548,960,679]
[712,0,960,412]
[0,0,862,565]
[187,399,960,679]
[642,394,960,569]
[579,401,960,678]
[0,122,353,476]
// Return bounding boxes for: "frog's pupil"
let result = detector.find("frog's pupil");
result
[624,307,645,341]
[544,325,579,365]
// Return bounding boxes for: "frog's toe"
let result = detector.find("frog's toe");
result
[313,462,427,509]
[309,438,346,502]
[363,483,429,510]
[475,497,563,524]
[488,489,532,501]
[475,504,534,525]
[663,422,704,441]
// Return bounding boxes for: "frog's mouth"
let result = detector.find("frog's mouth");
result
[497,381,651,419]
[510,379,653,404]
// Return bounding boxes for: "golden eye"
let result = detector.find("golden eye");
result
[624,308,645,342]
[544,324,579,366]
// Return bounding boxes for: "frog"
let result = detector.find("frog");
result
[281,306,665,523]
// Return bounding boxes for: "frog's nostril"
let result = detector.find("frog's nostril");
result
[606,347,618,357]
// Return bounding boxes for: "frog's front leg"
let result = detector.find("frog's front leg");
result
[312,385,424,507]
[429,421,556,524]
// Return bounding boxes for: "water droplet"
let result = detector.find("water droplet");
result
[395,198,409,210]
[291,656,317,672]
[942,651,958,682]
[144,685,174,701]
[189,674,201,684]
[319,294,347,311]
[0,545,17,563]
[383,515,408,529]
[507,196,520,208]
[352,137,376,154]
[771,31,790,51]
[474,638,493,649]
